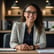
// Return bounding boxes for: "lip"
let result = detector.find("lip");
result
[29,18,34,20]
[29,17,34,19]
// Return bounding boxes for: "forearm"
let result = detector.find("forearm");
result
[10,42,18,48]
[35,42,46,48]
[29,45,40,50]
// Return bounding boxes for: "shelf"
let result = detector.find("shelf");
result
[5,15,21,20]
[0,30,11,33]
[5,15,21,16]
[43,14,54,16]
[5,16,21,18]
[0,30,54,34]
[45,31,54,34]
[42,7,54,17]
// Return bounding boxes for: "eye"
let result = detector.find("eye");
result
[25,11,37,15]
[25,11,31,13]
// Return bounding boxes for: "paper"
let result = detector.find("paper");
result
[37,49,54,53]
[0,48,16,52]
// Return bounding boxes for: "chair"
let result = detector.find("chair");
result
[46,34,54,48]
[3,33,10,48]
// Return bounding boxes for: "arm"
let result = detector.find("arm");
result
[35,28,46,49]
[10,22,19,48]
[10,22,32,50]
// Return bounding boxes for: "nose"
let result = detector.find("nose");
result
[30,13,33,16]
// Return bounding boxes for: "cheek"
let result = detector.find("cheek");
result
[34,15,37,20]
[24,13,29,18]
[24,13,27,17]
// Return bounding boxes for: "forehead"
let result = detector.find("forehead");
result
[25,6,37,11]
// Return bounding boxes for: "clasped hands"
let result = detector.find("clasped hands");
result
[15,43,39,51]
[15,44,34,51]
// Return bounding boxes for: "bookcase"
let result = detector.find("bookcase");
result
[0,0,54,31]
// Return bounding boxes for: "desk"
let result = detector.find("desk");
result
[0,51,38,54]
[0,48,54,54]
[0,48,38,54]
[0,51,54,54]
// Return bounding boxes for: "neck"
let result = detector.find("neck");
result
[26,21,34,29]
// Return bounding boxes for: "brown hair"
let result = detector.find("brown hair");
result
[21,3,44,34]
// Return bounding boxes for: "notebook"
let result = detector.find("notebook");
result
[37,49,54,53]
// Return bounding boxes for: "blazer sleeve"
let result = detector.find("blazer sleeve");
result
[10,22,19,48]
[36,28,46,48]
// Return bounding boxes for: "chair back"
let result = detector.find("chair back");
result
[3,33,10,48]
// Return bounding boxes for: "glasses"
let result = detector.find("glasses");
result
[25,11,37,15]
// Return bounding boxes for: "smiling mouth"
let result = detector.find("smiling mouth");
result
[29,17,33,19]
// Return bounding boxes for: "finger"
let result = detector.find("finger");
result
[20,44,27,50]
[25,44,31,50]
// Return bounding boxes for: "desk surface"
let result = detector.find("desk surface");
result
[0,48,54,54]
[0,51,38,54]
[0,48,38,54]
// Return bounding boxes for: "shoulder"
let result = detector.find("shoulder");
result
[40,27,46,35]
[13,22,25,26]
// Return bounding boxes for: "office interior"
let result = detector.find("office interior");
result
[0,0,54,48]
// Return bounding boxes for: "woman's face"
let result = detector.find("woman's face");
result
[24,5,37,23]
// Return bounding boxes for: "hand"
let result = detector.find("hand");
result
[34,45,40,49]
[15,44,32,50]
[29,45,34,50]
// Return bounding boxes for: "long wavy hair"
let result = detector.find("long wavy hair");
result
[21,3,44,34]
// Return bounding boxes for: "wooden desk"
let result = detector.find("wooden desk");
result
[0,51,54,54]
[0,51,39,54]
[0,48,54,54]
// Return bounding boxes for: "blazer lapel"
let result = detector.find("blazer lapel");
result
[20,22,26,43]
[33,26,38,45]
[17,22,26,44]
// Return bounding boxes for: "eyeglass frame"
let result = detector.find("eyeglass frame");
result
[24,11,37,15]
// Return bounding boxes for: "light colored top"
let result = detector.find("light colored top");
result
[10,22,46,49]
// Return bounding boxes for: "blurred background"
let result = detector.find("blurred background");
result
[0,0,54,48]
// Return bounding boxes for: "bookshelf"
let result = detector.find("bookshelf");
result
[1,3,54,34]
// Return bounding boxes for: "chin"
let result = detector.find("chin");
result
[29,20,34,23]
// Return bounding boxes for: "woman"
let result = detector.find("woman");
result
[10,3,46,50]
